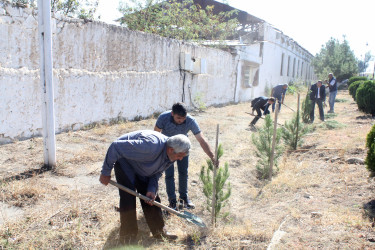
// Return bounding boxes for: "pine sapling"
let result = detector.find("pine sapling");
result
[251,114,284,179]
[282,113,311,150]
[199,144,231,224]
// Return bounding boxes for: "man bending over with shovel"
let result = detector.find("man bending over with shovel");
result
[99,130,191,244]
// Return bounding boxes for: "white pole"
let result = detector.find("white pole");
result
[38,0,56,168]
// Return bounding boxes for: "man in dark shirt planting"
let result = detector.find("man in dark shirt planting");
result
[155,102,215,211]
[249,96,275,128]
[271,83,288,112]
[99,130,191,244]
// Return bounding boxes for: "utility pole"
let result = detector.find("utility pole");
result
[38,0,56,168]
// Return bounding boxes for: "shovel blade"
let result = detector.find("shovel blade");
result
[182,211,206,228]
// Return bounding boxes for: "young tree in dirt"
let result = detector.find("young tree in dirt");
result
[281,113,311,150]
[199,144,231,224]
[118,0,239,42]
[11,0,98,19]
[301,91,312,123]
[251,115,284,179]
[365,124,375,177]
[312,37,358,81]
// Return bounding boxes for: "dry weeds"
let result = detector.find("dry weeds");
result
[1,90,375,249]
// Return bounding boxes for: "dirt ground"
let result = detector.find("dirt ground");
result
[1,89,375,249]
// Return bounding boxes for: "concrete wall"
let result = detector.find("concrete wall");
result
[0,2,244,143]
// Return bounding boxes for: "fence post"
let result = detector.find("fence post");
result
[294,94,301,149]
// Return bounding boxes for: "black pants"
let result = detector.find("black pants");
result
[310,99,324,122]
[114,162,164,239]
[251,108,269,125]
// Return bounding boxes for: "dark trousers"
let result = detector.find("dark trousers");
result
[251,108,269,125]
[250,108,262,125]
[114,161,164,239]
[310,99,324,122]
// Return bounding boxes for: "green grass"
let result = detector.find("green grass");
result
[335,98,349,103]
[325,113,338,119]
[318,120,346,130]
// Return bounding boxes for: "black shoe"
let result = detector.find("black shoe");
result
[153,230,178,241]
[168,198,178,210]
[179,197,195,209]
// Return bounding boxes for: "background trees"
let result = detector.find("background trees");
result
[11,0,98,19]
[118,0,239,41]
[312,37,358,81]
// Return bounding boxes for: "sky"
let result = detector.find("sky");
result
[96,0,375,63]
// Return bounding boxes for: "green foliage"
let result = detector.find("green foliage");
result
[11,0,98,19]
[348,80,364,100]
[302,91,312,123]
[318,120,346,130]
[348,76,368,86]
[264,83,271,96]
[118,0,240,42]
[365,124,375,174]
[286,81,307,95]
[312,37,358,81]
[199,144,231,224]
[334,98,349,103]
[356,80,375,116]
[251,115,284,179]
[193,92,207,111]
[358,51,372,74]
[282,113,311,150]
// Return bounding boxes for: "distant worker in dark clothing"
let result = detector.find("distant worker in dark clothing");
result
[326,73,337,113]
[309,80,326,123]
[249,96,276,127]
[271,83,288,112]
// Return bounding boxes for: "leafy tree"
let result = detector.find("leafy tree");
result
[118,0,239,41]
[11,0,98,19]
[251,114,284,179]
[200,144,231,225]
[358,51,372,74]
[312,37,358,81]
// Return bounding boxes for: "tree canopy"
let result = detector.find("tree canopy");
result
[118,0,240,41]
[12,0,98,19]
[312,37,358,81]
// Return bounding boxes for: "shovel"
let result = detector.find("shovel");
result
[109,180,206,228]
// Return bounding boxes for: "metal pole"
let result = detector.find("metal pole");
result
[38,0,56,168]
[211,124,219,226]
[269,104,279,180]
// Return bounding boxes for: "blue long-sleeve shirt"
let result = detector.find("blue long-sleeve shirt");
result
[101,130,173,193]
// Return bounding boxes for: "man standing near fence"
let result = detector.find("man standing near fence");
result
[271,83,288,112]
[154,102,215,211]
[326,73,337,113]
[309,80,326,123]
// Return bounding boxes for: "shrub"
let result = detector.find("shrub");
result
[365,124,375,175]
[356,80,375,116]
[348,80,364,100]
[348,76,367,86]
